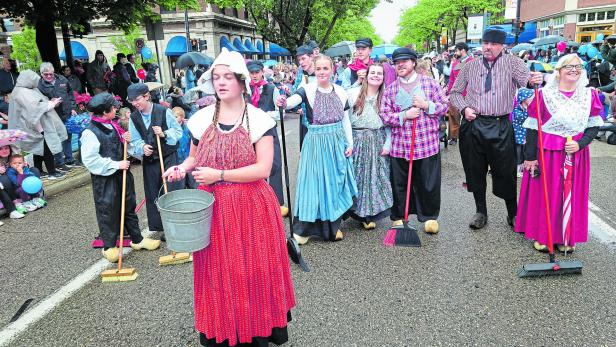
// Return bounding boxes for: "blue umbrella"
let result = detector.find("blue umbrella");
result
[262,60,278,68]
[371,44,400,58]
[511,43,534,54]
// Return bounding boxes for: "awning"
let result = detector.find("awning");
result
[165,36,188,57]
[244,39,261,54]
[220,36,237,52]
[60,41,89,61]
[256,40,269,54]
[269,43,291,57]
[233,38,250,53]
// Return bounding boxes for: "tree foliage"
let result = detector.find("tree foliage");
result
[109,28,157,65]
[394,0,502,51]
[10,26,42,71]
[315,15,382,48]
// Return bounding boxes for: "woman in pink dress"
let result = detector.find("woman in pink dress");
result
[164,49,295,346]
[515,53,604,253]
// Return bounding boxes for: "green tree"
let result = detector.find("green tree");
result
[315,15,382,48]
[108,28,156,65]
[10,26,42,71]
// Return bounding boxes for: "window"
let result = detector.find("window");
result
[579,35,591,43]
[553,16,564,26]
[607,11,615,20]
[597,12,605,21]
[579,14,586,22]
[587,12,595,21]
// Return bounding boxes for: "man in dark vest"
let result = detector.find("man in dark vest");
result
[127,83,183,236]
[81,92,160,262]
[247,60,288,217]
[341,38,374,90]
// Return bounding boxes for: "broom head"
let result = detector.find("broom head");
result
[517,260,582,278]
[383,222,421,247]
[101,268,138,282]
[159,253,192,266]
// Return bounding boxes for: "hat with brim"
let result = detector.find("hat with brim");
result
[246,60,264,72]
[296,45,313,57]
[392,47,418,62]
[482,28,506,44]
[355,38,373,48]
[127,83,150,102]
[195,48,251,95]
[87,92,121,114]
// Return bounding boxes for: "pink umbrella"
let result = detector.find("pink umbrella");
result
[562,136,573,252]
[0,129,28,147]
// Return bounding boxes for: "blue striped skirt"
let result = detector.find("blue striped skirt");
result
[294,122,357,222]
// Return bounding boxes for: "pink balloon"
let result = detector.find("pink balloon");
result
[557,41,566,53]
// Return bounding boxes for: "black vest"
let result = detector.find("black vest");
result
[130,103,178,163]
[87,121,123,162]
[257,83,276,112]
[350,69,359,85]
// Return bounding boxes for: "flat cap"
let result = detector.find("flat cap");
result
[296,45,313,57]
[307,40,319,50]
[246,60,264,72]
[87,92,120,114]
[355,38,373,48]
[392,47,418,62]
[127,83,150,101]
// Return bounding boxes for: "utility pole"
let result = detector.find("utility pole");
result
[514,0,522,45]
[184,9,191,52]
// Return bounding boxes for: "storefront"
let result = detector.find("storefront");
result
[575,9,616,43]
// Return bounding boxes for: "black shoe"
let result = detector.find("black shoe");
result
[56,164,71,172]
[469,213,488,230]
[507,215,515,228]
[39,171,49,178]
[448,138,458,145]
[47,171,65,180]
[160,234,166,242]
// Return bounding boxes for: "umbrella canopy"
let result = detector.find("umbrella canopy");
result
[527,60,554,73]
[511,43,534,54]
[60,41,89,61]
[533,35,566,47]
[262,60,279,68]
[175,52,214,69]
[566,41,580,48]
[324,41,355,57]
[145,82,164,91]
[371,44,400,58]
[0,129,28,147]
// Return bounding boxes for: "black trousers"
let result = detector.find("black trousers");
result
[33,139,57,174]
[459,116,517,202]
[390,153,441,222]
[268,126,284,205]
[142,152,181,231]
[0,175,16,213]
[91,170,143,249]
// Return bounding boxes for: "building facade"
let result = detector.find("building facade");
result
[520,0,616,42]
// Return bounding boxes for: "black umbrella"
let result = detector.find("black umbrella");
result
[566,40,580,48]
[175,52,214,69]
[533,35,565,48]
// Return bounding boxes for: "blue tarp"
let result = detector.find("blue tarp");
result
[269,43,291,57]
[165,36,188,57]
[256,40,269,54]
[244,39,261,54]
[60,41,89,61]
[220,36,237,52]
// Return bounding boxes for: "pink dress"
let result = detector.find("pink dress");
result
[515,89,603,246]
[192,120,295,346]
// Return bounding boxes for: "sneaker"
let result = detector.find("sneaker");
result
[47,172,65,180]
[64,161,77,168]
[39,171,49,178]
[32,198,47,208]
[130,237,161,251]
[56,164,71,172]
[0,221,3,226]
[15,204,28,214]
[22,201,38,212]
[9,210,25,219]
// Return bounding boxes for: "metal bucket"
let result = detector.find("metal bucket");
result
[156,189,215,253]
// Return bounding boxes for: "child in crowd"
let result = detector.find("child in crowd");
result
[172,107,191,163]
[7,154,46,211]
[511,88,534,177]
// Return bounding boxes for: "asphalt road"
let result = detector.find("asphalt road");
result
[2,114,616,346]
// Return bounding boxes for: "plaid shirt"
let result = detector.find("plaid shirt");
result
[381,74,448,160]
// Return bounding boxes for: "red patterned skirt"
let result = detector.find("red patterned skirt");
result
[194,180,296,346]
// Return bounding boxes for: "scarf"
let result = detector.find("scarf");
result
[348,58,373,72]
[249,79,268,107]
[91,116,126,143]
[482,53,501,92]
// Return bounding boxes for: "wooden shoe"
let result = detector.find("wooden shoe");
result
[557,245,575,253]
[293,233,309,245]
[130,237,161,251]
[335,230,344,241]
[533,241,548,252]
[362,221,376,230]
[392,220,403,228]
[423,220,439,234]
[280,206,289,217]
[102,247,120,263]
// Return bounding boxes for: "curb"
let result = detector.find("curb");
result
[44,170,91,197]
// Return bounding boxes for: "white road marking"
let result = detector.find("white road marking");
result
[0,228,153,347]
[588,202,616,244]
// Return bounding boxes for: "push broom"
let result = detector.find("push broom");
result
[101,140,138,282]
[517,86,582,278]
[156,134,192,266]
[278,107,310,272]
[383,118,421,247]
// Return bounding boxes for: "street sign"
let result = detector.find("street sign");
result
[144,17,164,41]
[135,38,145,54]
[505,0,518,20]
[467,15,485,40]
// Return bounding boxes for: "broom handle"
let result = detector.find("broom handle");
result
[118,140,128,271]
[404,119,418,223]
[278,107,295,234]
[156,134,168,194]
[533,87,555,261]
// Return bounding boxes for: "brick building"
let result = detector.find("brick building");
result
[520,0,616,42]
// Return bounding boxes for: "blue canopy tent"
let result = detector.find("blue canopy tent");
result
[60,41,89,61]
[233,38,250,54]
[256,40,270,55]
[244,39,261,54]
[269,43,291,57]
[220,36,237,52]
[165,36,188,57]
[371,44,399,59]
[485,23,537,45]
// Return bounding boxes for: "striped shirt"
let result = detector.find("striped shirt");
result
[381,74,449,160]
[450,53,530,116]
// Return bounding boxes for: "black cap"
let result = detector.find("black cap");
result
[392,47,418,62]
[296,45,313,57]
[454,42,469,51]
[307,40,319,50]
[127,83,150,101]
[355,38,373,48]
[246,60,264,72]
[87,92,121,115]
[482,28,506,44]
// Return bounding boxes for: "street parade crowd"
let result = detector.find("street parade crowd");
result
[1,27,616,345]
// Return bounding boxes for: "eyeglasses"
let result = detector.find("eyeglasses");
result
[562,64,583,71]
[41,72,54,76]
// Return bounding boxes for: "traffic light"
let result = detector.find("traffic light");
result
[199,39,208,51]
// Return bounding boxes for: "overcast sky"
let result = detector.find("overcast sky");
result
[369,0,417,43]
